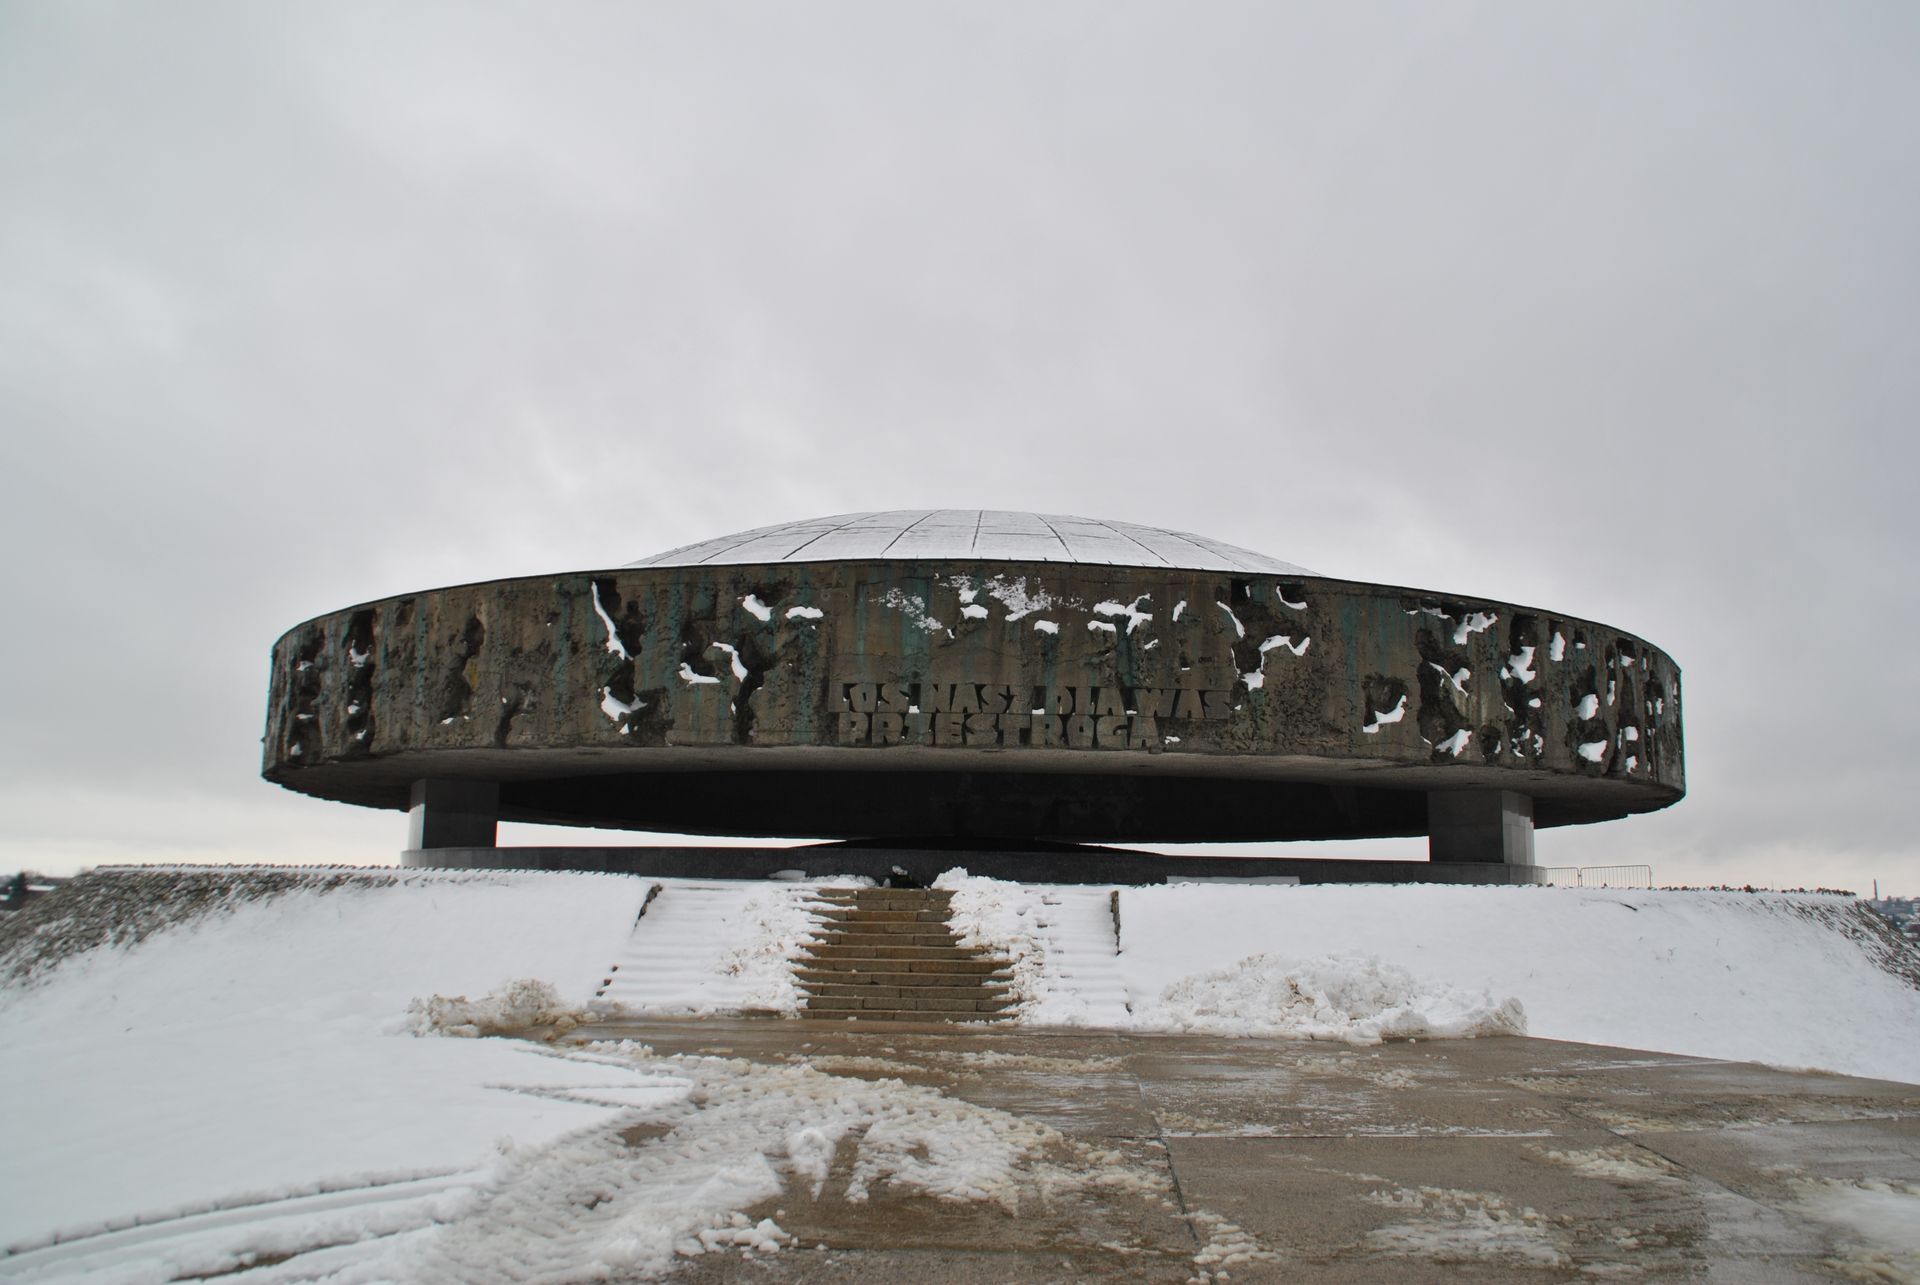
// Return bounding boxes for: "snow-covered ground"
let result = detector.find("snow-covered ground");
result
[1113,881,1920,1081]
[0,873,662,1258]
[2,867,1916,1280]
[0,870,1211,1282]
[936,872,1920,1082]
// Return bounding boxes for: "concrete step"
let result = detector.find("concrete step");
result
[803,994,1018,1014]
[801,943,990,961]
[812,908,952,924]
[796,1009,1011,1024]
[809,932,962,949]
[794,967,1013,990]
[787,975,1013,998]
[794,983,1021,998]
[810,906,955,918]
[816,888,952,901]
[798,955,1010,976]
[808,918,958,935]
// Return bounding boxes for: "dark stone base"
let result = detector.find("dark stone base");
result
[401,844,1546,886]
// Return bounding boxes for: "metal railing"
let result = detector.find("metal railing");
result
[1541,864,1654,889]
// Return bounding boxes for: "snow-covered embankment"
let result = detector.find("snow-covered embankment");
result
[941,876,1920,1083]
[0,868,1193,1280]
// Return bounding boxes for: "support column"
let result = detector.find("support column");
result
[407,778,499,850]
[1428,789,1534,865]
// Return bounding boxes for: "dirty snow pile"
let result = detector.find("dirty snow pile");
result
[1140,952,1527,1044]
[406,978,578,1038]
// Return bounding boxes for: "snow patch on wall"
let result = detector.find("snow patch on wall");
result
[708,642,749,682]
[875,588,942,632]
[1092,595,1153,634]
[1241,636,1308,690]
[600,688,646,724]
[1363,695,1408,733]
[977,575,1063,622]
[1452,611,1498,645]
[590,582,631,660]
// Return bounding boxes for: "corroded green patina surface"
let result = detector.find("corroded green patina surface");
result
[263,562,1681,843]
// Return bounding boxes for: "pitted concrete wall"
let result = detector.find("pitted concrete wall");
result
[263,562,1682,842]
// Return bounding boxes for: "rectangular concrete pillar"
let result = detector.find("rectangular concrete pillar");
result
[1428,790,1535,865]
[407,778,499,850]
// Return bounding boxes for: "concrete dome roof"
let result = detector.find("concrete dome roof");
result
[628,510,1317,575]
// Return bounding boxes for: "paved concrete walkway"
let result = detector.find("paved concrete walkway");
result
[567,1019,1920,1282]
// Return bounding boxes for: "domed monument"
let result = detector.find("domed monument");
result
[263,510,1682,882]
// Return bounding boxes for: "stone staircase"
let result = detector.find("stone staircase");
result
[794,887,1018,1023]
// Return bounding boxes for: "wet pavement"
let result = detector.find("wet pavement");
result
[566,1018,1920,1282]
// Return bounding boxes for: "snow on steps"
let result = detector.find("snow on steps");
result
[591,879,841,1016]
[939,877,1130,1027]
[1016,886,1130,1026]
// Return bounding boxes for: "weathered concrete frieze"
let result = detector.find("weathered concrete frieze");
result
[264,542,1682,845]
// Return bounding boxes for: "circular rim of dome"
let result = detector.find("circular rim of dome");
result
[628,510,1316,577]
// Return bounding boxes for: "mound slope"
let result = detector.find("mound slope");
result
[3,868,1916,1267]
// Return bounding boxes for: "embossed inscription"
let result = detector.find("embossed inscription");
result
[831,680,1231,749]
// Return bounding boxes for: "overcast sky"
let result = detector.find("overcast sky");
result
[3,2,1915,892]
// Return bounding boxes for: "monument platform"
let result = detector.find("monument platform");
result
[569,1016,1920,1283]
[400,842,1549,885]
